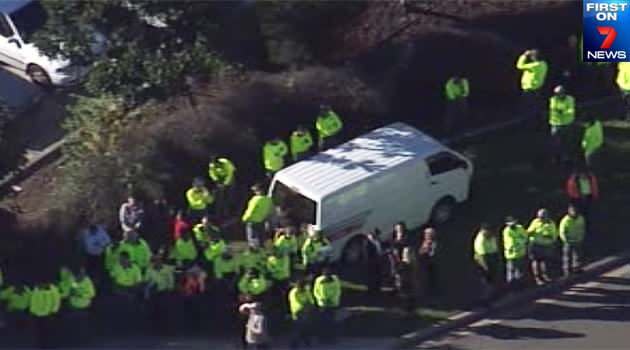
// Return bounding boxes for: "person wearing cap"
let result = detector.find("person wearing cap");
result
[208,155,236,217]
[473,223,500,298]
[313,267,342,343]
[118,230,153,272]
[617,62,630,120]
[502,216,528,288]
[516,49,548,122]
[242,184,274,248]
[559,205,586,277]
[290,125,315,162]
[581,114,604,168]
[548,85,576,163]
[527,209,559,285]
[315,105,343,150]
[185,177,214,222]
[301,228,331,274]
[239,301,271,349]
[288,279,316,349]
[418,227,439,296]
[444,76,470,134]
[262,138,289,177]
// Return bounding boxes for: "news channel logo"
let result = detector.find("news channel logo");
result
[583,0,630,62]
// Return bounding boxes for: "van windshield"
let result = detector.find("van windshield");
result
[10,1,48,43]
[271,181,316,226]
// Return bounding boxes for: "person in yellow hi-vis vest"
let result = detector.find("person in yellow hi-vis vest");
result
[185,177,214,222]
[208,155,236,217]
[502,216,528,289]
[527,208,558,286]
[263,138,288,177]
[617,62,630,120]
[290,125,314,162]
[516,49,548,123]
[315,105,343,151]
[443,76,470,133]
[581,114,604,168]
[242,184,274,248]
[30,282,61,348]
[313,267,342,343]
[548,85,575,163]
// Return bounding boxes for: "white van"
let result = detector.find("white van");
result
[269,122,473,263]
[0,0,105,86]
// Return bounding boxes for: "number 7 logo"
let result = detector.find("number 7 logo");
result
[597,26,617,49]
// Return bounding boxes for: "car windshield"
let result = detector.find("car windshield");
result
[271,181,317,226]
[10,1,48,43]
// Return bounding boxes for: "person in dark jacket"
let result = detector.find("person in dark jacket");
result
[362,229,384,294]
[418,227,439,297]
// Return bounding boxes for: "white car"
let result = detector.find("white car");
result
[270,122,474,263]
[0,0,105,86]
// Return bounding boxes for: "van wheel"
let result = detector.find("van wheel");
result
[430,197,456,225]
[342,237,366,265]
[27,64,52,87]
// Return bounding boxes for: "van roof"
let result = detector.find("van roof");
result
[273,122,444,201]
[0,0,32,14]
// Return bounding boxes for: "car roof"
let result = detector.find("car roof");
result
[0,0,32,14]
[273,122,445,201]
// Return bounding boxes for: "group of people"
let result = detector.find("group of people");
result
[262,105,343,176]
[1,30,629,349]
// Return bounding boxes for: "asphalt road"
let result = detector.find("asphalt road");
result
[416,262,630,350]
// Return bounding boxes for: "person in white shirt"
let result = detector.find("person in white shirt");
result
[238,302,270,349]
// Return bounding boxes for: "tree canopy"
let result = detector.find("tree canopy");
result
[33,0,226,104]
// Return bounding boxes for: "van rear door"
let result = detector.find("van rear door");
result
[270,180,318,227]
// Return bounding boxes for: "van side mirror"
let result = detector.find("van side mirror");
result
[8,38,21,49]
[459,160,468,169]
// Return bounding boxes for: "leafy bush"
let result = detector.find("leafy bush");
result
[33,0,228,105]
[55,95,161,225]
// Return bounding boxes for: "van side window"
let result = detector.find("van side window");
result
[427,152,464,175]
[0,15,14,38]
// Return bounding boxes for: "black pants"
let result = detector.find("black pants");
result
[316,308,337,343]
[444,98,469,134]
[35,315,57,348]
[290,316,314,349]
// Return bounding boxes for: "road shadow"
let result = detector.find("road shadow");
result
[470,323,584,341]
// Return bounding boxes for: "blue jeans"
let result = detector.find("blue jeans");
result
[562,242,583,276]
[245,222,264,248]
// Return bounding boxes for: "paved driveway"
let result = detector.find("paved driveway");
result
[416,262,630,350]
